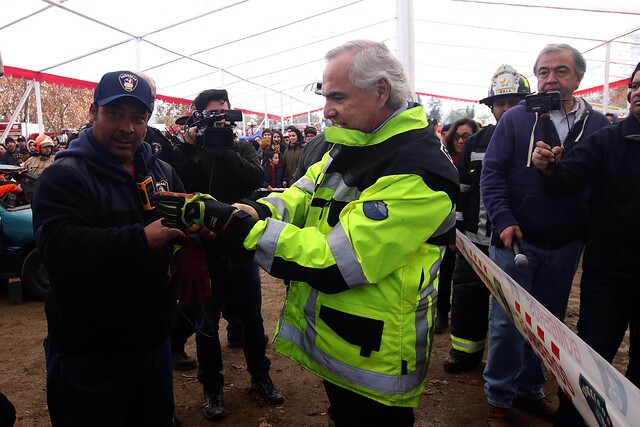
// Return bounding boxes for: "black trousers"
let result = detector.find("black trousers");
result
[324,381,415,426]
[437,246,456,315]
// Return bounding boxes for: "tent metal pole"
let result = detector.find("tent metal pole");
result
[34,81,44,135]
[264,88,268,130]
[280,92,285,132]
[396,0,415,94]
[603,42,611,114]
[0,80,35,143]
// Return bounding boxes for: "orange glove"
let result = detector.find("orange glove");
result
[169,238,211,304]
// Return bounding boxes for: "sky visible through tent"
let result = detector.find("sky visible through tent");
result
[1,0,639,121]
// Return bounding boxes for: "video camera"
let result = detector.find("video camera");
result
[525,91,562,114]
[176,109,243,150]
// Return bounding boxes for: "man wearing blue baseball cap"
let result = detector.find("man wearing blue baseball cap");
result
[32,70,187,427]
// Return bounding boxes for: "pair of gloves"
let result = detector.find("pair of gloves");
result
[151,191,240,304]
[151,191,236,233]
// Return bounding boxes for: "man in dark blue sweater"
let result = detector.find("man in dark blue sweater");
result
[32,71,186,427]
[480,44,610,427]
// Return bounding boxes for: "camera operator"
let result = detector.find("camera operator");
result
[479,44,610,427]
[170,89,283,421]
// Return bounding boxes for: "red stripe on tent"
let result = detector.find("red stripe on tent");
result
[515,301,521,314]
[537,326,545,341]
[574,78,630,96]
[416,92,477,103]
[3,66,98,90]
[4,65,630,118]
[526,313,532,326]
[155,94,192,106]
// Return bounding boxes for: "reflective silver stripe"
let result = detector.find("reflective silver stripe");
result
[332,177,361,203]
[456,211,464,221]
[279,318,426,396]
[327,222,370,288]
[254,219,287,273]
[432,246,445,304]
[470,152,485,162]
[414,260,438,372]
[432,207,456,238]
[261,195,289,222]
[460,183,472,193]
[321,171,344,192]
[294,176,316,194]
[304,288,319,344]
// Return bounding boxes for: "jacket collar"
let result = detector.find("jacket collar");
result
[325,103,427,147]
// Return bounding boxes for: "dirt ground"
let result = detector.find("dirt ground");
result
[0,269,630,427]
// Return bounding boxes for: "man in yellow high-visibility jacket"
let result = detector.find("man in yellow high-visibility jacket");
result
[153,39,459,426]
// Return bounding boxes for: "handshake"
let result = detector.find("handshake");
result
[151,191,236,234]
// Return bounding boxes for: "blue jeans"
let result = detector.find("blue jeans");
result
[555,270,640,426]
[484,240,583,408]
[196,252,270,387]
[44,337,174,427]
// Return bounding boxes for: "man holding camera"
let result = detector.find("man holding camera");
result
[532,62,640,427]
[170,89,283,421]
[480,44,609,427]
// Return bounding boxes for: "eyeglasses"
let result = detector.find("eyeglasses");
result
[454,134,470,142]
[629,82,640,91]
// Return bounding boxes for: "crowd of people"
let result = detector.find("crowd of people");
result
[0,39,638,427]
[1,134,68,176]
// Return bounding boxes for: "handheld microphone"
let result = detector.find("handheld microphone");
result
[513,240,529,268]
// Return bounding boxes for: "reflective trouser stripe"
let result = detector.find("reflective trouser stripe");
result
[451,335,486,353]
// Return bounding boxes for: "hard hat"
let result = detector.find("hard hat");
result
[479,64,531,106]
[35,134,55,153]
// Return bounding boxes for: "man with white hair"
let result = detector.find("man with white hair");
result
[153,39,459,425]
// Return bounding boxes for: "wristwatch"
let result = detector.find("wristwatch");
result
[231,209,252,221]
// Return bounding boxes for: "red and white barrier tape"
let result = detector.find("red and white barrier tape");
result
[455,230,639,427]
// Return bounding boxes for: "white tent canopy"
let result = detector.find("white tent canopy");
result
[2,0,639,120]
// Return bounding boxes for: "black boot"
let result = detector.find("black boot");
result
[434,312,449,334]
[203,384,225,420]
[171,351,197,371]
[250,372,284,404]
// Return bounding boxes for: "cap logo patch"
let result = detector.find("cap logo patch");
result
[363,201,388,220]
[119,73,138,92]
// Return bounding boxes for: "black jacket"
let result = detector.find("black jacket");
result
[32,128,184,354]
[457,125,494,246]
[0,150,18,166]
[540,114,640,287]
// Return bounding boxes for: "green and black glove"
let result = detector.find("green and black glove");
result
[151,191,235,234]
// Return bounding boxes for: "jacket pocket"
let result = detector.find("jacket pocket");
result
[319,305,383,357]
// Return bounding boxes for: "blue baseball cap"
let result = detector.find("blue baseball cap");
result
[93,71,152,112]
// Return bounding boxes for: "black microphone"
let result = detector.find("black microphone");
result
[513,240,529,268]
